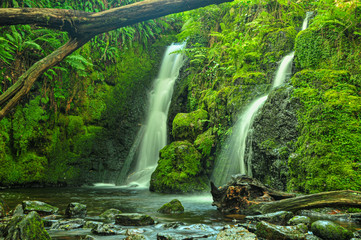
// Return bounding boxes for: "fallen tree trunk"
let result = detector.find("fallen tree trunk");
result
[0,0,233,120]
[211,175,361,215]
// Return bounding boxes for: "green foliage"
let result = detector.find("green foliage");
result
[289,69,361,193]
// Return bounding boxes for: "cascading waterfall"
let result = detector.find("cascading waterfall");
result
[123,43,186,187]
[212,13,312,186]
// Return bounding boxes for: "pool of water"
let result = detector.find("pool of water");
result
[0,184,226,239]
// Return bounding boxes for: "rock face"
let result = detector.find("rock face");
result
[3,211,51,240]
[65,202,87,218]
[115,213,155,226]
[22,201,58,216]
[311,220,353,240]
[250,86,300,190]
[150,141,209,193]
[158,199,184,214]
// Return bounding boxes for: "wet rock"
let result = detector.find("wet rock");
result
[288,216,311,228]
[311,220,353,240]
[125,234,146,240]
[0,198,6,218]
[237,223,257,233]
[65,202,87,218]
[91,223,123,235]
[22,200,58,216]
[99,208,122,220]
[50,218,85,230]
[161,222,186,228]
[172,109,209,142]
[83,235,97,240]
[115,213,155,226]
[245,211,294,225]
[13,204,24,217]
[256,221,307,240]
[216,226,258,240]
[84,221,102,229]
[125,229,146,240]
[158,199,184,214]
[3,211,51,240]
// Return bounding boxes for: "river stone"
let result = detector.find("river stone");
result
[158,199,184,214]
[83,235,97,240]
[311,220,353,240]
[3,211,51,240]
[84,220,102,229]
[256,221,307,240]
[50,218,85,230]
[245,211,294,225]
[115,213,155,226]
[22,200,58,216]
[65,202,87,218]
[99,208,122,220]
[91,223,123,235]
[125,234,146,240]
[13,204,24,217]
[288,216,311,228]
[216,226,258,240]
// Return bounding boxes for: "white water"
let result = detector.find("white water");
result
[212,13,313,186]
[126,43,186,187]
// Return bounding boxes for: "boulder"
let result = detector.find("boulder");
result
[22,200,58,216]
[125,234,146,240]
[115,213,154,226]
[150,141,209,193]
[13,204,24,217]
[65,202,87,218]
[3,211,51,240]
[99,208,122,220]
[288,216,311,228]
[256,221,307,240]
[311,220,353,240]
[91,223,123,235]
[216,226,258,240]
[158,199,184,214]
[172,109,208,142]
[245,211,294,225]
[50,218,85,230]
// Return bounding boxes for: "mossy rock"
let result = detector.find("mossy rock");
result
[311,220,353,240]
[65,202,87,218]
[256,221,307,240]
[22,201,58,216]
[149,141,209,193]
[115,213,154,226]
[4,211,51,240]
[99,208,122,220]
[172,109,209,142]
[194,128,215,157]
[157,199,184,214]
[0,198,6,218]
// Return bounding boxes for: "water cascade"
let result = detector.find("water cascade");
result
[212,13,312,186]
[121,43,186,187]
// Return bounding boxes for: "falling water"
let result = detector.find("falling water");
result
[124,43,186,187]
[212,12,313,186]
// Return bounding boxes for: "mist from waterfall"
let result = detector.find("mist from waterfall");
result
[120,43,186,187]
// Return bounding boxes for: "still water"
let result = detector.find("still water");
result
[0,184,225,239]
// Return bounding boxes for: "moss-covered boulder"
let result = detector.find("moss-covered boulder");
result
[149,141,209,193]
[256,221,307,240]
[99,208,122,221]
[311,220,353,240]
[3,211,51,240]
[65,202,87,218]
[288,216,311,228]
[158,199,184,214]
[194,128,215,158]
[115,213,154,226]
[22,201,58,216]
[172,109,209,142]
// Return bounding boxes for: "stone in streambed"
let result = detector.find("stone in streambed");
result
[65,202,87,218]
[216,226,258,240]
[22,200,58,216]
[245,211,294,225]
[158,199,184,214]
[115,213,155,226]
[288,215,311,228]
[91,223,123,235]
[256,221,308,240]
[99,208,122,220]
[3,211,51,240]
[50,218,85,230]
[311,220,353,240]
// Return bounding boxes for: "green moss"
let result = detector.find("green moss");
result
[194,128,215,157]
[289,69,361,193]
[172,109,209,142]
[149,141,209,193]
[157,199,184,214]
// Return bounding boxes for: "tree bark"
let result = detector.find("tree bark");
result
[0,0,232,119]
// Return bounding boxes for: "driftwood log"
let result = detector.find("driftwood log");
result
[211,175,361,215]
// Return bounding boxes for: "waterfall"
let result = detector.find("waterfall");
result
[212,13,312,186]
[123,43,186,187]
